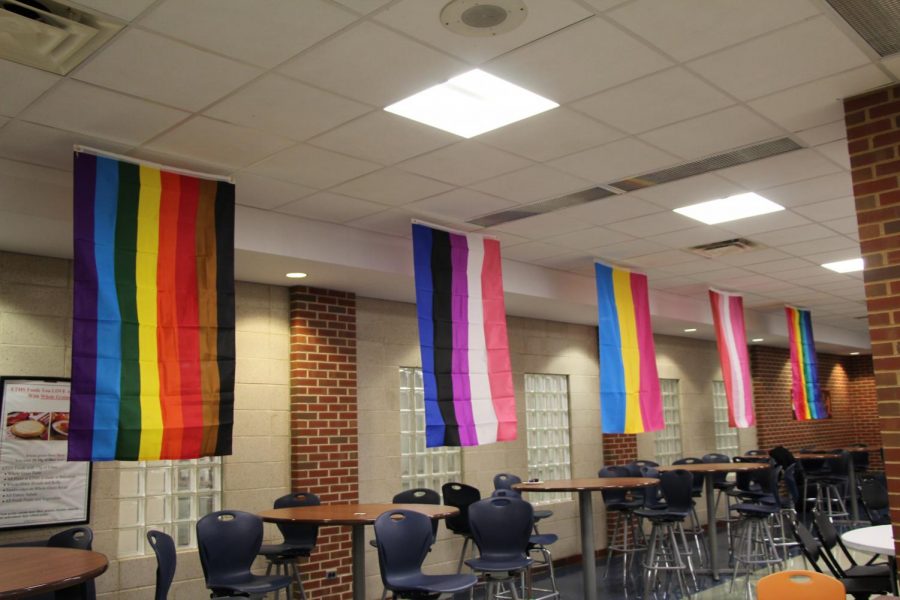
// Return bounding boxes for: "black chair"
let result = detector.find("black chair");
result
[746,449,767,456]
[374,510,477,599]
[814,512,893,578]
[599,466,645,578]
[258,492,319,600]
[769,446,796,470]
[441,482,481,573]
[466,496,534,599]
[729,466,782,596]
[49,527,96,600]
[147,531,176,600]
[860,477,890,525]
[626,460,660,506]
[806,451,852,520]
[197,510,292,599]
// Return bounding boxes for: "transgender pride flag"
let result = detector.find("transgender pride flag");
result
[709,290,755,428]
[411,223,517,448]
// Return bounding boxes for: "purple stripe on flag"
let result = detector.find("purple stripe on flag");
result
[450,233,476,445]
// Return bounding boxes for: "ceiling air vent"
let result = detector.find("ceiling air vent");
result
[468,186,616,227]
[688,238,759,258]
[0,0,123,75]
[826,0,900,57]
[608,137,802,192]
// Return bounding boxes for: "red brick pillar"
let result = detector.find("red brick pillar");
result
[844,84,900,553]
[601,433,637,551]
[289,286,358,599]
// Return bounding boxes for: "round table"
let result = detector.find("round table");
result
[658,462,767,581]
[260,503,458,600]
[513,477,657,600]
[0,547,108,598]
[842,524,894,556]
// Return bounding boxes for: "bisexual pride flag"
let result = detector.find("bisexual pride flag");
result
[596,263,664,434]
[412,223,517,447]
[69,152,235,461]
[785,306,827,420]
[709,289,755,428]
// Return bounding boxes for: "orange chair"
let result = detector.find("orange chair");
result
[757,570,844,600]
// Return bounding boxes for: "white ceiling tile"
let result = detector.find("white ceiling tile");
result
[126,149,232,177]
[487,18,672,104]
[74,29,261,112]
[140,0,356,68]
[608,0,819,62]
[501,241,571,262]
[719,210,812,235]
[688,17,870,101]
[606,211,696,237]
[398,142,532,186]
[582,0,631,11]
[549,137,678,184]
[275,192,385,223]
[543,226,633,250]
[470,165,593,204]
[780,235,857,257]
[646,225,735,249]
[792,196,855,222]
[532,252,597,275]
[815,140,851,170]
[748,224,836,246]
[205,74,372,142]
[716,247,791,266]
[759,172,852,208]
[0,116,7,128]
[716,274,797,293]
[631,174,745,210]
[0,121,133,171]
[0,60,60,117]
[718,149,843,190]
[477,108,624,162]
[408,188,516,222]
[794,121,847,147]
[572,67,734,134]
[822,216,859,235]
[308,111,457,165]
[247,143,381,189]
[330,168,453,205]
[882,54,900,80]
[627,250,699,268]
[143,116,294,169]
[279,22,467,106]
[638,106,784,160]
[662,258,734,276]
[746,257,815,274]
[346,208,429,238]
[593,238,667,260]
[748,65,889,131]
[332,0,393,14]
[0,159,71,219]
[20,80,189,146]
[68,0,155,20]
[556,195,662,225]
[494,212,593,239]
[233,172,315,210]
[374,0,592,64]
[803,248,861,265]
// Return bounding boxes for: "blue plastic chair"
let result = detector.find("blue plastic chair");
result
[147,530,176,600]
[374,509,477,599]
[393,488,441,541]
[197,510,292,599]
[49,526,96,600]
[494,473,554,523]
[258,492,320,600]
[441,482,481,573]
[466,496,534,598]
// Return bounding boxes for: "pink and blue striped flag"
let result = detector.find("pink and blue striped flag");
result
[786,306,827,420]
[709,290,755,428]
[412,223,517,447]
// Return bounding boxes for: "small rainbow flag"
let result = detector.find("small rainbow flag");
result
[69,152,235,461]
[595,263,663,434]
[412,223,517,447]
[785,306,827,420]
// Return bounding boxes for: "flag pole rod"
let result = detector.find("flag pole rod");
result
[73,145,235,183]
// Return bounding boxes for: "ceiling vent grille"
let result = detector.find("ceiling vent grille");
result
[468,186,616,227]
[0,0,123,75]
[608,137,802,192]
[688,238,759,258]
[825,0,900,57]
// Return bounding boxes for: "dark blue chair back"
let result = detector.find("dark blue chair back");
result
[493,473,522,490]
[659,470,693,513]
[442,482,481,535]
[626,460,659,477]
[197,510,264,587]
[702,453,731,485]
[147,530,176,600]
[374,510,434,591]
[491,489,522,498]
[732,456,758,491]
[468,497,533,562]
[672,457,704,493]
[639,466,664,507]
[825,450,851,478]
[784,464,801,506]
[598,466,630,504]
[273,492,320,549]
[393,488,440,539]
[746,449,767,456]
[48,526,93,550]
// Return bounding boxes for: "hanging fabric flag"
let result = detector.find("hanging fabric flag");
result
[69,151,235,461]
[411,223,516,447]
[595,263,664,434]
[709,289,755,428]
[785,306,828,420]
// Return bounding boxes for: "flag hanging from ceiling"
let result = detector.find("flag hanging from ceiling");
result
[69,151,235,461]
[411,223,516,447]
[785,306,827,420]
[709,289,755,428]
[595,263,663,434]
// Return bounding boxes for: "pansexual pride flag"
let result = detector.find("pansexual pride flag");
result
[709,290,755,428]
[595,263,663,434]
[69,152,235,461]
[785,306,827,420]
[411,223,516,448]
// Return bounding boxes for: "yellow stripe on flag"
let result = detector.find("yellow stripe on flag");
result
[612,269,644,433]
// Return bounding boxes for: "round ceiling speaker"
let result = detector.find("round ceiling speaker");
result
[440,0,528,37]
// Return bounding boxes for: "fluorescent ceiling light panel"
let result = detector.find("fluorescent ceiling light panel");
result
[683,328,697,333]
[286,272,308,279]
[384,69,558,138]
[821,258,864,273]
[751,338,764,342]
[673,192,784,225]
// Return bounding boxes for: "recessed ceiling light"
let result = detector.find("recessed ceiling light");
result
[821,258,864,273]
[684,328,697,333]
[849,351,860,356]
[752,338,764,342]
[384,69,558,138]
[286,272,308,279]
[673,192,784,225]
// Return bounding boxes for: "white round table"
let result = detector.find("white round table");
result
[842,524,895,556]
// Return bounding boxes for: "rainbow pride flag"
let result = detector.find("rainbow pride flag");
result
[412,223,516,447]
[595,263,663,434]
[69,152,235,461]
[785,306,827,420]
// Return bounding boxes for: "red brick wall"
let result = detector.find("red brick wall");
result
[845,83,900,551]
[602,433,637,550]
[289,286,358,599]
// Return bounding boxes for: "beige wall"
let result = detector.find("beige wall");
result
[0,252,291,599]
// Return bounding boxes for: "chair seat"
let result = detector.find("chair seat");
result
[208,574,292,595]
[529,533,558,547]
[714,481,736,491]
[259,542,314,558]
[388,573,479,594]
[846,563,893,578]
[634,508,690,522]
[465,556,534,572]
[606,499,643,511]
[733,502,778,516]
[533,509,553,521]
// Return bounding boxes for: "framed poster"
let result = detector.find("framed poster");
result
[0,377,91,530]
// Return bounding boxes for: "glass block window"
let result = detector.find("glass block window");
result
[713,380,740,456]
[654,379,683,466]
[399,367,461,491]
[525,374,572,504]
[117,457,222,557]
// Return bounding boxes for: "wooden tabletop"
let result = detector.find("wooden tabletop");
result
[0,547,108,599]
[796,452,841,459]
[658,462,768,473]
[512,477,658,493]
[259,503,459,525]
